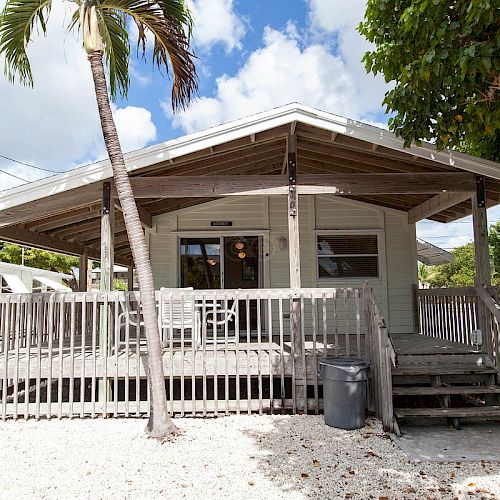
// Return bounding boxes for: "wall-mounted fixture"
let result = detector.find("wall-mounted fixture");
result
[278,236,288,251]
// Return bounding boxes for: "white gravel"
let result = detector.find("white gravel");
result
[0,415,498,499]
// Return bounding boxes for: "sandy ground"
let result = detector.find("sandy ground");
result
[0,415,499,499]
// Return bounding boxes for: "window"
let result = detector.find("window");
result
[317,234,379,279]
[180,238,221,289]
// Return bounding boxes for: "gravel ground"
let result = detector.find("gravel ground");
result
[0,415,499,499]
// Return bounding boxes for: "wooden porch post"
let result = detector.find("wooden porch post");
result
[472,175,492,357]
[99,181,114,404]
[79,248,88,292]
[100,181,115,293]
[287,133,306,412]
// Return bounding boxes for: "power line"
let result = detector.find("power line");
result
[0,169,29,182]
[420,235,470,239]
[0,154,63,174]
[419,220,500,225]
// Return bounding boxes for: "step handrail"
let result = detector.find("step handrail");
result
[363,283,399,435]
[476,286,499,367]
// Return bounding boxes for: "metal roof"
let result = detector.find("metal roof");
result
[416,238,455,266]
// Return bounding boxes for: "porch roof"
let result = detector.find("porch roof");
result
[0,103,499,264]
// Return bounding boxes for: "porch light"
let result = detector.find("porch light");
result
[234,241,245,250]
[207,259,217,266]
[237,251,246,259]
[278,236,288,251]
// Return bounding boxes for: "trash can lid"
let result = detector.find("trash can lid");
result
[319,356,369,368]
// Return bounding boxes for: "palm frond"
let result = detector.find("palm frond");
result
[97,10,130,99]
[0,0,53,86]
[100,0,198,111]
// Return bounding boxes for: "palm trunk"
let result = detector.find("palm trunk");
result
[88,51,177,437]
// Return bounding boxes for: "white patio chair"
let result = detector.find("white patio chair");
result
[205,300,238,344]
[117,287,196,347]
[159,288,201,348]
[117,296,142,339]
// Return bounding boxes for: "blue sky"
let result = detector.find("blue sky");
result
[0,0,497,250]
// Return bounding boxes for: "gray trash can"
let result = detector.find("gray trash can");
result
[318,357,369,430]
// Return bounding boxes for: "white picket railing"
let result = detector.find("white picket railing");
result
[414,287,478,344]
[0,287,371,419]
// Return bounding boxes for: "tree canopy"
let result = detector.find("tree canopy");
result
[359,0,499,156]
[0,242,78,275]
[0,0,198,107]
[428,242,477,287]
[427,221,500,287]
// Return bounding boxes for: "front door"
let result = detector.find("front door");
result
[179,235,262,331]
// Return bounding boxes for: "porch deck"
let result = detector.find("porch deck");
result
[0,332,478,381]
[1,286,498,429]
[0,330,483,418]
[393,334,478,356]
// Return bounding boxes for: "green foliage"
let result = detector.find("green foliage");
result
[417,263,434,286]
[459,130,500,162]
[0,242,78,275]
[113,278,128,291]
[427,222,500,287]
[359,0,500,151]
[488,221,500,282]
[428,242,477,288]
[0,0,198,107]
[0,0,52,87]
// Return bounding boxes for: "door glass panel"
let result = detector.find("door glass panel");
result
[223,236,260,332]
[223,236,259,289]
[180,238,221,289]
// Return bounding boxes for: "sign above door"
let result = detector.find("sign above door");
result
[211,221,233,227]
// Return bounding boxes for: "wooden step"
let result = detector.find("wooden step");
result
[395,406,500,418]
[392,365,497,376]
[396,353,488,367]
[393,385,500,396]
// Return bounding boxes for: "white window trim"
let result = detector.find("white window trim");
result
[315,229,386,283]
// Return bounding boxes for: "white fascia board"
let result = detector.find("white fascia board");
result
[292,104,500,179]
[1,103,499,212]
[0,104,301,211]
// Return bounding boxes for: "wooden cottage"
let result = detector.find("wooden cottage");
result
[0,103,499,432]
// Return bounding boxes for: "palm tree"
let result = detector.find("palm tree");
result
[0,0,198,437]
[418,263,433,289]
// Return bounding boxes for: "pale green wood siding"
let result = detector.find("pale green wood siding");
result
[149,195,417,333]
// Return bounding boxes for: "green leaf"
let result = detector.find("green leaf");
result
[0,0,53,86]
[359,0,499,152]
[424,49,435,63]
[99,0,198,111]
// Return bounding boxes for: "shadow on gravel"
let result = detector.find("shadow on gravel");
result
[243,415,500,499]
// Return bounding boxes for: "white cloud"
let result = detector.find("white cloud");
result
[187,0,246,52]
[0,0,156,190]
[417,205,500,251]
[167,23,387,133]
[308,0,366,32]
[417,219,473,251]
[113,106,157,152]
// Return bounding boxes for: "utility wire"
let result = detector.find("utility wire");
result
[0,154,63,174]
[0,169,29,182]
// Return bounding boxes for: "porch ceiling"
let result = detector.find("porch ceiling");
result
[1,115,499,262]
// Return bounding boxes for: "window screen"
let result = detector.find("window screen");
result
[317,234,379,279]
